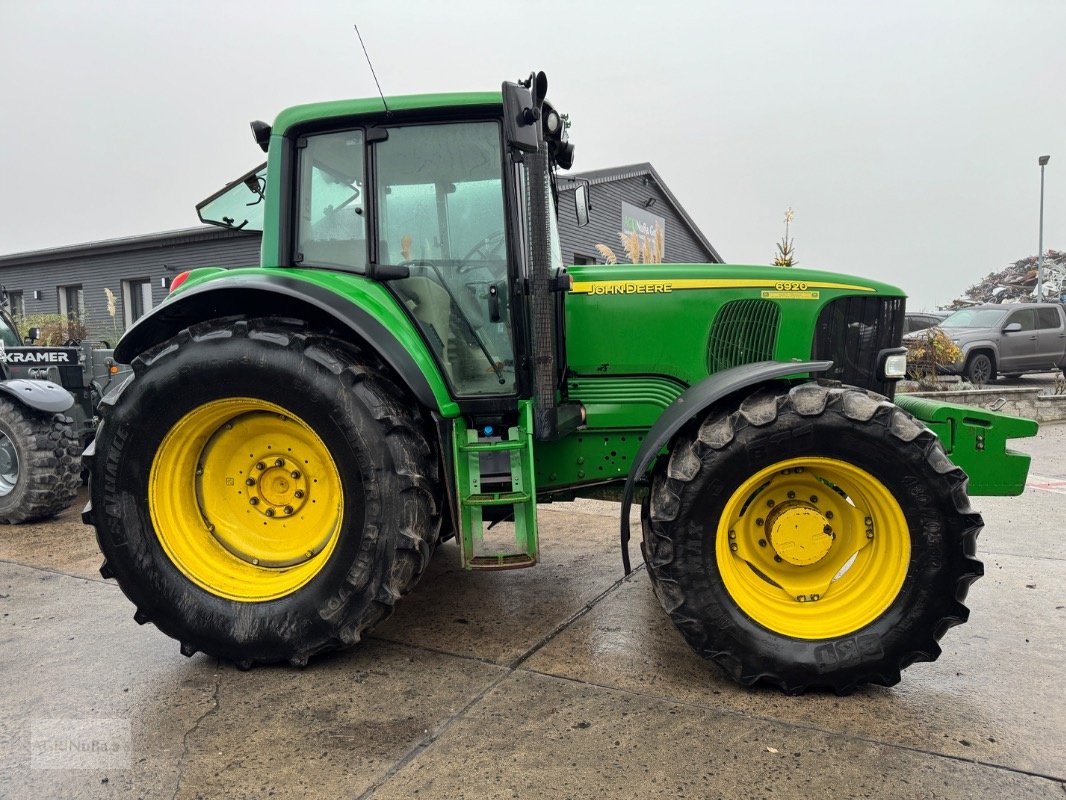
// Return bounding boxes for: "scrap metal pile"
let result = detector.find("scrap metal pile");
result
[948,250,1066,308]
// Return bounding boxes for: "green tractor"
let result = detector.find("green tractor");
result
[85,72,1037,693]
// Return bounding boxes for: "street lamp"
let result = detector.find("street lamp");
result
[1037,155,1050,301]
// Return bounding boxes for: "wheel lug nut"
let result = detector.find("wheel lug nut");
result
[291,470,301,479]
[265,508,275,517]
[866,530,874,539]
[823,525,833,534]
[284,505,294,515]
[294,489,305,499]
[766,499,775,508]
[755,518,764,527]
[729,543,738,552]
[249,497,259,506]
[774,555,783,563]
[728,530,736,540]
[787,491,795,499]
[825,511,834,519]
[255,462,266,471]
[758,539,767,547]
[810,495,818,504]
[245,478,256,486]
[275,458,285,467]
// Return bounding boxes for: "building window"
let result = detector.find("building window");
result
[58,284,84,322]
[573,253,598,265]
[6,290,24,320]
[123,279,153,327]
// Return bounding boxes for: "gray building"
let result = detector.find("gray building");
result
[0,163,718,342]
[557,163,721,266]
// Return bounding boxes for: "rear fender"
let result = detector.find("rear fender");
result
[618,359,832,572]
[114,271,458,417]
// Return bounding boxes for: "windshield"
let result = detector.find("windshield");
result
[0,313,20,347]
[941,308,1008,328]
[375,121,514,397]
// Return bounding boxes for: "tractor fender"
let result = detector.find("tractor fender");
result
[0,379,76,414]
[114,272,454,415]
[618,359,832,573]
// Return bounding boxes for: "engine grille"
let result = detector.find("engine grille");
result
[708,299,780,373]
[812,296,905,397]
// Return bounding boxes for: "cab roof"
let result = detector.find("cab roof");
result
[272,91,503,134]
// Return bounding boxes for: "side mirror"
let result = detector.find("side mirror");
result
[1003,322,1022,332]
[26,327,40,343]
[575,184,590,228]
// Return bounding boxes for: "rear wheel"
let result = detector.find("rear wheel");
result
[641,383,983,693]
[87,318,440,666]
[0,398,79,523]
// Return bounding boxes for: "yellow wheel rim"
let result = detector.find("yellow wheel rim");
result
[149,398,344,602]
[717,457,910,639]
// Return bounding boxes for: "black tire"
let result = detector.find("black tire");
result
[86,317,440,667]
[0,398,80,524]
[964,352,995,384]
[641,383,983,694]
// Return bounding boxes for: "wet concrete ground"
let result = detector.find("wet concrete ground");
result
[1,426,1064,798]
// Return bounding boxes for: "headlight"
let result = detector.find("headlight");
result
[883,353,908,379]
[876,347,908,380]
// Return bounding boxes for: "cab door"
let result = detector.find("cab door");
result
[371,121,517,401]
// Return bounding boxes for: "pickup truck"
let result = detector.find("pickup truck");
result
[914,303,1066,383]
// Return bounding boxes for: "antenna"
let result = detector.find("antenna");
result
[354,24,389,116]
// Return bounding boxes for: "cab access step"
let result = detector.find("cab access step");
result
[452,401,539,569]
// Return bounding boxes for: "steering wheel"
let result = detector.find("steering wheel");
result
[459,230,506,272]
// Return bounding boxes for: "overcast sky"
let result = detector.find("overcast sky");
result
[2,0,1063,309]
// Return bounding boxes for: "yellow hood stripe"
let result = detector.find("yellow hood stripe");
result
[570,278,875,295]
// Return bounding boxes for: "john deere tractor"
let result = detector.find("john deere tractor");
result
[85,72,1037,693]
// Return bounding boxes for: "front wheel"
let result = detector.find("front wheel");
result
[0,398,80,523]
[87,318,440,667]
[642,383,983,693]
[964,352,995,384]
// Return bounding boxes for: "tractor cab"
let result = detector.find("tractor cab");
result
[198,74,577,412]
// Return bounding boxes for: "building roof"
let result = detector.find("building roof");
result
[0,226,257,267]
[559,163,720,262]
